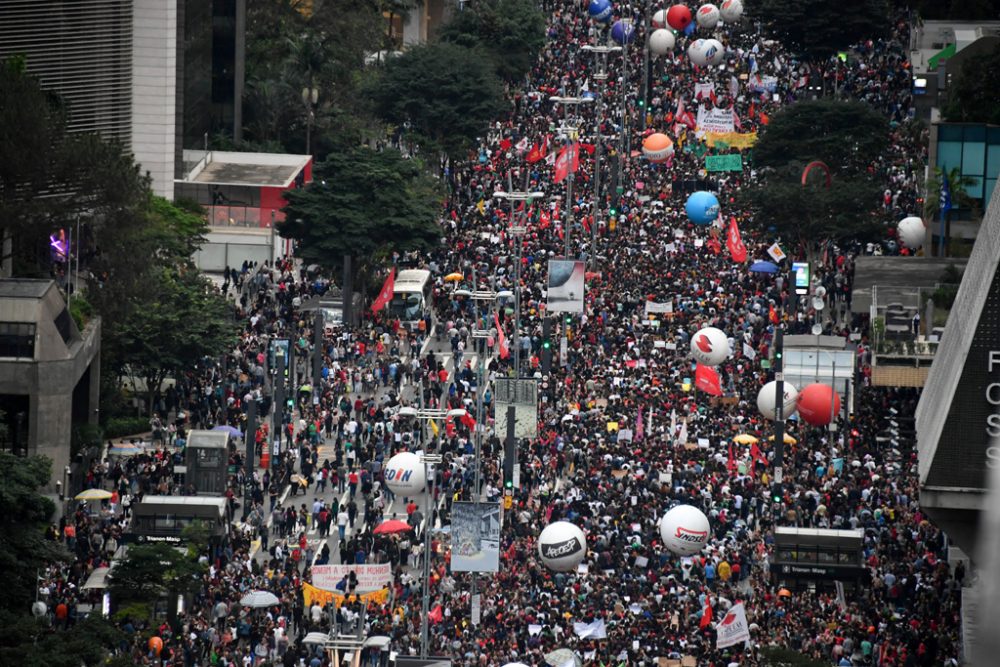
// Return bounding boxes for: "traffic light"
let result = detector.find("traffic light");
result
[541,316,553,373]
[771,483,783,504]
[286,397,294,410]
[504,479,513,490]
[638,99,645,109]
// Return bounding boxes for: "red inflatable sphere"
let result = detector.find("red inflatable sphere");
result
[796,384,841,426]
[666,4,693,30]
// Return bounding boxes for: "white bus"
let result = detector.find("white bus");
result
[389,269,433,329]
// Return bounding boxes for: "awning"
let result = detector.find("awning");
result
[82,566,112,590]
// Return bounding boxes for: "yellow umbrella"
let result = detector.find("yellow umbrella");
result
[75,488,112,501]
[444,272,464,282]
[768,434,798,445]
[733,434,759,445]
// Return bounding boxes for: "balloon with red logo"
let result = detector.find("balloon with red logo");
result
[660,505,710,556]
[757,380,799,420]
[652,9,670,28]
[384,451,426,495]
[720,0,744,22]
[538,521,587,571]
[796,383,841,426]
[696,3,720,29]
[666,4,693,30]
[642,133,674,162]
[689,326,729,366]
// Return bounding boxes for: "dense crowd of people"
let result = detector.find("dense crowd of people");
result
[38,1,967,666]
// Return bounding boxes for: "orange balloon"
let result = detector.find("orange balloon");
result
[642,133,674,163]
[777,588,792,598]
[149,636,163,655]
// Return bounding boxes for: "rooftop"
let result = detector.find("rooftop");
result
[851,256,967,314]
[0,279,53,299]
[177,150,311,188]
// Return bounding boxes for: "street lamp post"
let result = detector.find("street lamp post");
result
[493,189,545,377]
[302,86,319,157]
[396,404,467,657]
[581,45,621,271]
[549,96,595,259]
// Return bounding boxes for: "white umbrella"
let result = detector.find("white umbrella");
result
[302,632,329,645]
[240,590,280,608]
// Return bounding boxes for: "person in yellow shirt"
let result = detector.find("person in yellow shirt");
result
[718,560,731,582]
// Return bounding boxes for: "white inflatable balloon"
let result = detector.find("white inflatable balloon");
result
[688,39,710,67]
[704,38,725,66]
[756,380,799,420]
[696,3,720,29]
[690,326,729,366]
[660,505,710,556]
[648,28,676,56]
[720,0,743,22]
[898,216,926,249]
[652,9,669,29]
[538,521,587,572]
[384,451,426,495]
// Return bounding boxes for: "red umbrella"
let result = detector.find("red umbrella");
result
[373,519,413,535]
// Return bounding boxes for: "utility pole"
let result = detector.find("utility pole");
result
[243,398,257,521]
[272,343,287,475]
[549,96,594,259]
[312,308,324,391]
[771,326,785,525]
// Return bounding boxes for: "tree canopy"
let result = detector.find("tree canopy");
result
[743,99,890,249]
[279,147,443,275]
[941,43,1000,125]
[439,0,547,83]
[751,0,891,58]
[365,42,507,157]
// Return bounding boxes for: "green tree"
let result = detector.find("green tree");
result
[439,0,547,83]
[115,267,236,415]
[751,0,891,58]
[0,612,125,667]
[941,43,1000,125]
[923,166,978,257]
[0,58,148,277]
[366,41,506,157]
[279,147,442,281]
[0,454,70,612]
[742,100,890,256]
[109,542,207,620]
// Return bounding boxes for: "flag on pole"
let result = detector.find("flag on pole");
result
[715,602,751,649]
[750,443,769,467]
[526,143,545,164]
[445,418,456,438]
[940,174,953,213]
[515,137,529,154]
[766,242,786,262]
[768,304,779,325]
[695,363,723,396]
[371,268,396,313]
[460,412,476,430]
[726,216,747,262]
[429,419,440,437]
[677,418,688,446]
[635,405,645,442]
[494,312,510,359]
[699,600,714,629]
[554,143,580,183]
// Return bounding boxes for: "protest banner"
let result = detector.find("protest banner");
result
[705,154,743,172]
[311,563,392,592]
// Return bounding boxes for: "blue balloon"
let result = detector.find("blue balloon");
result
[685,191,720,225]
[588,0,613,22]
[610,20,636,45]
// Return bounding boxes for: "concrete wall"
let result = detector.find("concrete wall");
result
[132,0,178,199]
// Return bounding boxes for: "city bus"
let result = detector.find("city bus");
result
[128,496,230,546]
[389,269,433,330]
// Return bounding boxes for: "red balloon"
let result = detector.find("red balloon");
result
[667,4,693,30]
[796,384,841,426]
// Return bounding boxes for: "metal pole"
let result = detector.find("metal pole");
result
[772,326,785,524]
[273,346,286,474]
[243,398,257,520]
[591,73,604,272]
[420,455,433,657]
[313,308,324,390]
[66,222,73,313]
[641,14,650,130]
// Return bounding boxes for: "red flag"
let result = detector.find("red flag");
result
[370,268,396,313]
[759,112,770,126]
[554,143,580,183]
[499,138,512,151]
[428,604,443,623]
[750,443,769,467]
[460,412,476,430]
[699,600,713,629]
[706,237,722,255]
[727,443,737,475]
[726,216,747,262]
[579,143,596,155]
[526,143,544,164]
[539,210,551,229]
[768,304,779,325]
[494,312,510,359]
[695,363,722,396]
[748,101,756,121]
[445,418,456,438]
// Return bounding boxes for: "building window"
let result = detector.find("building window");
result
[0,323,35,359]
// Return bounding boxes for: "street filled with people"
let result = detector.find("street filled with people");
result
[40,1,964,666]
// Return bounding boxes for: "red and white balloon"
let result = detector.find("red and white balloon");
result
[696,3,720,29]
[757,380,799,420]
[690,326,729,366]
